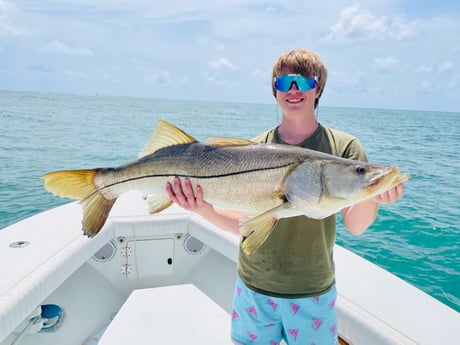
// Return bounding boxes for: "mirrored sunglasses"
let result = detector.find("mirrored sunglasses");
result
[274,74,317,92]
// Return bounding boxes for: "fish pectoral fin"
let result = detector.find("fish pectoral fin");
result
[146,195,173,214]
[240,203,291,255]
[206,137,254,147]
[139,120,197,158]
[241,202,295,255]
[241,215,278,255]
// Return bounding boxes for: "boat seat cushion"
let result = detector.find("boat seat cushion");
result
[99,284,233,344]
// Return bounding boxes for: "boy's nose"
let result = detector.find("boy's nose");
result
[289,81,300,91]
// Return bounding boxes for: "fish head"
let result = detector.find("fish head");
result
[321,160,409,206]
[284,158,409,218]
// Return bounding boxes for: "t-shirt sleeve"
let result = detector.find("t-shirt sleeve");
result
[326,127,369,162]
[251,129,274,143]
[343,138,368,162]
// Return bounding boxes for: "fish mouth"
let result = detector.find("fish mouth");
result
[365,167,409,194]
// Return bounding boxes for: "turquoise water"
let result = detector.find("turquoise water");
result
[1,90,459,312]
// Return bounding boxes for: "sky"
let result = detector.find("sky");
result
[1,0,459,112]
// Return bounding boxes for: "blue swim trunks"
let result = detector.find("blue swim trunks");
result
[231,277,338,345]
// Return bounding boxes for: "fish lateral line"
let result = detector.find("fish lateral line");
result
[97,162,298,192]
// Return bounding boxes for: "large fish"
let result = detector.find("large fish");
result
[42,120,409,254]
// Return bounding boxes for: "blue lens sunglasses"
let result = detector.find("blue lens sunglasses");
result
[274,74,317,92]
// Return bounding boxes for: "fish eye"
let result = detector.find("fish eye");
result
[356,166,367,175]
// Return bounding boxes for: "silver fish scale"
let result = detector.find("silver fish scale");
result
[136,142,320,178]
[95,142,319,212]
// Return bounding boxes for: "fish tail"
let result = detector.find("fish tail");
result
[41,169,115,237]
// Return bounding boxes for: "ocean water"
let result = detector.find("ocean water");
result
[1,90,459,312]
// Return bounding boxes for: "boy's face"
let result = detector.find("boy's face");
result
[275,70,320,117]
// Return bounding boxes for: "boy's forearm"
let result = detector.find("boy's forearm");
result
[342,199,379,235]
[199,207,242,236]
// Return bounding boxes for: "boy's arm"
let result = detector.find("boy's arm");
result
[341,182,405,235]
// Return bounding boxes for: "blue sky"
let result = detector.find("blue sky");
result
[1,0,459,112]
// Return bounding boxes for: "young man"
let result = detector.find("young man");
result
[166,49,405,345]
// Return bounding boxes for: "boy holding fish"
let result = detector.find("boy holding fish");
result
[166,49,405,345]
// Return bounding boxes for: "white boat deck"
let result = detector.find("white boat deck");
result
[99,284,232,345]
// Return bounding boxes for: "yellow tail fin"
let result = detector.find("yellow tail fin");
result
[41,169,115,237]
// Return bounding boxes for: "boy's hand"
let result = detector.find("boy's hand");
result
[373,182,405,204]
[166,177,210,214]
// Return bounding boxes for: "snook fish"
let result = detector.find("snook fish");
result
[42,120,409,254]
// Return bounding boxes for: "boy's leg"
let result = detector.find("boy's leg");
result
[280,286,339,345]
[231,277,284,345]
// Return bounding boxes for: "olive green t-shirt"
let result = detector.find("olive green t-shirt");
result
[238,123,368,298]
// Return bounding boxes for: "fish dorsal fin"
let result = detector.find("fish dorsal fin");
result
[139,120,197,158]
[206,137,254,147]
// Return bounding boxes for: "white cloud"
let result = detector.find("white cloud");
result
[329,69,369,95]
[215,43,227,52]
[0,0,25,36]
[40,40,93,56]
[327,4,418,43]
[196,38,227,52]
[419,80,432,93]
[446,75,458,90]
[154,70,172,84]
[196,38,209,46]
[251,69,267,79]
[206,74,227,85]
[438,61,454,73]
[415,61,435,74]
[415,60,455,74]
[140,69,173,85]
[372,56,398,73]
[64,69,91,81]
[209,58,238,70]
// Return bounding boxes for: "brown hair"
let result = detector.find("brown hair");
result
[271,49,328,107]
